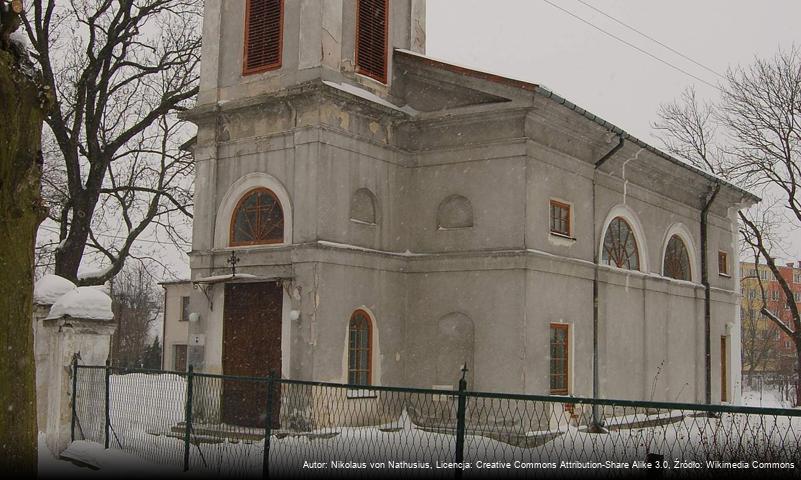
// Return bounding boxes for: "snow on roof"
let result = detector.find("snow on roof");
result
[322,80,418,115]
[77,265,113,281]
[192,273,261,284]
[47,286,114,321]
[33,274,77,305]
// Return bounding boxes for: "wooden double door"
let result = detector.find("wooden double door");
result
[222,282,282,428]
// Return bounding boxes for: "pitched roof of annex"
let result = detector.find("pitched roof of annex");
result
[395,48,760,205]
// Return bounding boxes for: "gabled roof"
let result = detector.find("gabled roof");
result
[394,49,759,205]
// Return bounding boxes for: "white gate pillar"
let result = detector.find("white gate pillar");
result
[40,287,115,455]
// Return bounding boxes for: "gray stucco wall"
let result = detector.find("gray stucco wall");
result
[184,1,748,408]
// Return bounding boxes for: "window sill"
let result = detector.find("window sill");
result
[350,218,377,227]
[214,244,290,253]
[346,389,378,399]
[719,273,731,278]
[548,233,576,247]
[437,225,473,231]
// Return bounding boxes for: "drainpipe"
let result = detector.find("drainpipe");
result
[700,182,720,405]
[590,133,625,432]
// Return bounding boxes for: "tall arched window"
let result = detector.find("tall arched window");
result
[602,217,640,270]
[348,310,372,385]
[664,235,691,281]
[230,188,284,246]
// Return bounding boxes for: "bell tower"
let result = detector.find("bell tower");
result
[197,0,426,106]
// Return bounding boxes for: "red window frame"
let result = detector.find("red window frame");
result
[229,188,285,247]
[348,309,373,385]
[718,251,729,276]
[549,200,571,237]
[355,0,389,83]
[243,0,284,75]
[550,323,569,395]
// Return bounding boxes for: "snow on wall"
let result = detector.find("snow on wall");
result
[47,286,114,321]
[33,274,77,305]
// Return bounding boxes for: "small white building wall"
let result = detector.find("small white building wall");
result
[161,282,192,370]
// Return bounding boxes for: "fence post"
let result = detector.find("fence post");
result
[183,365,194,472]
[454,365,468,480]
[71,356,78,442]
[104,360,110,449]
[262,372,275,479]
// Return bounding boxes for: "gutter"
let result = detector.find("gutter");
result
[161,285,167,370]
[533,87,759,204]
[590,133,626,431]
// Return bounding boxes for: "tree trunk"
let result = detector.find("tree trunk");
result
[795,339,801,407]
[0,49,49,475]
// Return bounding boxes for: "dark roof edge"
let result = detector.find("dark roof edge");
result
[536,87,759,204]
[395,49,759,204]
[158,279,191,286]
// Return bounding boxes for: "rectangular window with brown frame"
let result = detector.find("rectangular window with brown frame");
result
[243,0,283,75]
[718,251,729,276]
[174,344,188,373]
[550,323,569,395]
[180,296,190,322]
[549,200,571,237]
[355,0,388,83]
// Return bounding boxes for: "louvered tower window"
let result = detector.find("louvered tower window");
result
[356,0,388,83]
[243,0,283,75]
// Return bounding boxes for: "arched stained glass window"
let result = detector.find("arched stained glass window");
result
[664,235,691,281]
[230,188,284,246]
[602,217,640,270]
[348,310,372,385]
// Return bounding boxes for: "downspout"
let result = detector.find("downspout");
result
[700,182,721,405]
[161,285,167,370]
[591,133,626,431]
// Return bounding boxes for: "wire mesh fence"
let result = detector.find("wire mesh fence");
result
[72,362,801,478]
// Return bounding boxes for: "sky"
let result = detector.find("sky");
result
[40,1,801,285]
[426,0,801,261]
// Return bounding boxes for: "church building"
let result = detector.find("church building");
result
[182,0,757,423]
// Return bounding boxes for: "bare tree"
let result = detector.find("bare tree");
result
[740,246,785,382]
[655,46,801,406]
[0,0,50,473]
[741,294,780,378]
[109,261,163,368]
[22,0,200,285]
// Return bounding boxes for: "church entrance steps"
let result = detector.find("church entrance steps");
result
[602,410,686,431]
[158,422,342,445]
[416,424,563,449]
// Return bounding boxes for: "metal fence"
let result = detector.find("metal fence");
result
[70,361,801,478]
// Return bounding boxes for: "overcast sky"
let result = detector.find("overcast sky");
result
[426,0,801,262]
[59,1,801,283]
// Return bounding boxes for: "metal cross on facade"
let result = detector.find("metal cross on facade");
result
[227,251,240,276]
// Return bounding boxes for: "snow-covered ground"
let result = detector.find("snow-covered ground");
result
[42,374,801,477]
[38,433,174,478]
[741,386,796,409]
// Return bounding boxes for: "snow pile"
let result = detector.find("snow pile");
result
[78,265,113,281]
[47,287,114,321]
[39,432,176,478]
[322,80,418,115]
[34,274,77,305]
